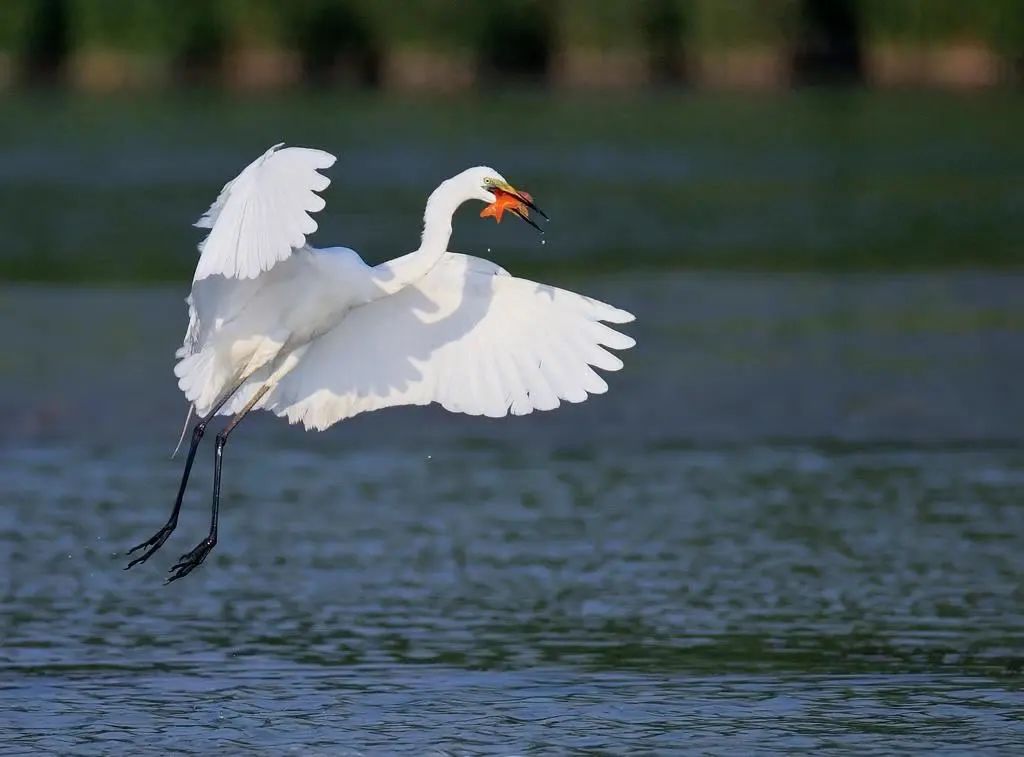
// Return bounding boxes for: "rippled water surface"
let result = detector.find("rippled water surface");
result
[2,274,1023,753]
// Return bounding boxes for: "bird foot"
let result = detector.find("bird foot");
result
[165,537,216,583]
[124,522,177,569]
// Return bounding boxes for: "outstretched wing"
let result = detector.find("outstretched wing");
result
[264,253,635,430]
[193,144,336,282]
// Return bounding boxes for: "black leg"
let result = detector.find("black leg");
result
[124,380,245,570]
[165,432,225,582]
[124,419,207,568]
[166,384,270,583]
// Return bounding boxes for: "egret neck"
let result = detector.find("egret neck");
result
[370,175,466,296]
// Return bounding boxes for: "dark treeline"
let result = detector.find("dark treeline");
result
[1,0,1022,91]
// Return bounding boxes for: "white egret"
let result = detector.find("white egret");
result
[125,144,635,582]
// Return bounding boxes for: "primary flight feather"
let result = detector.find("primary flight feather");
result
[127,145,635,582]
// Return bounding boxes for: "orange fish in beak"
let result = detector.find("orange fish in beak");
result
[481,186,547,232]
[480,188,531,223]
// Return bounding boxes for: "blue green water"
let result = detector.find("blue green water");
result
[2,273,1023,752]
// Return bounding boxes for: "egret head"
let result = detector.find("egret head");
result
[459,166,548,233]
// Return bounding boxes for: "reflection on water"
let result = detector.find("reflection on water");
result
[2,272,1022,445]
[1,92,1023,280]
[2,273,1024,752]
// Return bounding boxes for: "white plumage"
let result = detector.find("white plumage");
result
[192,143,336,281]
[175,145,635,431]
[266,253,634,429]
[128,144,636,580]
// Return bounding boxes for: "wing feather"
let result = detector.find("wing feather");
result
[265,253,635,430]
[193,144,336,281]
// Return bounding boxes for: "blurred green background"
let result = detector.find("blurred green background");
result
[0,0,1022,281]
[3,0,1024,90]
